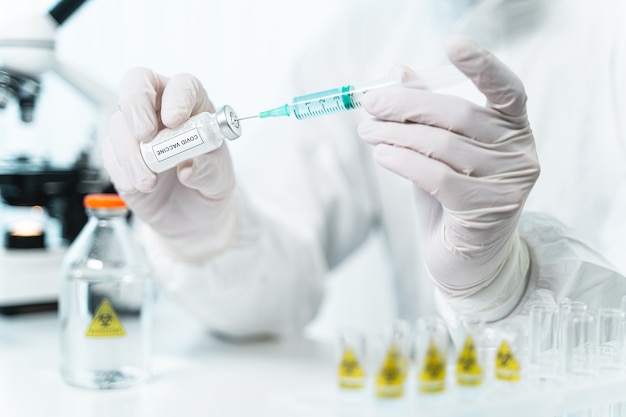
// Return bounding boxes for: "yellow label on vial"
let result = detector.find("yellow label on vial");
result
[495,340,520,381]
[85,299,126,338]
[376,344,405,398]
[338,348,366,389]
[456,335,483,386]
[419,339,446,393]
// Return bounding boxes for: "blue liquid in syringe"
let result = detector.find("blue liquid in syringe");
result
[259,79,394,120]
[291,86,357,119]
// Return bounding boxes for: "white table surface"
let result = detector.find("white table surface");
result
[0,233,400,417]
[4,233,626,417]
[0,297,340,417]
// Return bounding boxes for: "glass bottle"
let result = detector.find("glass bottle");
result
[59,193,154,389]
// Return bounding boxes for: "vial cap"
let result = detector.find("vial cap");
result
[215,104,242,140]
[83,194,127,209]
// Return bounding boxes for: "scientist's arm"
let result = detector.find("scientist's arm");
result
[104,68,329,338]
[358,36,539,321]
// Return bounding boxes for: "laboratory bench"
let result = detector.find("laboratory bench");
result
[0,226,398,417]
[0,298,336,417]
[4,297,626,417]
[2,231,626,417]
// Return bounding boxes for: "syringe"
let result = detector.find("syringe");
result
[237,65,465,122]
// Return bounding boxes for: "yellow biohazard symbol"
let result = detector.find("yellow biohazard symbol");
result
[85,299,126,337]
[419,339,447,393]
[337,348,366,389]
[456,335,483,386]
[376,343,406,398]
[495,340,520,382]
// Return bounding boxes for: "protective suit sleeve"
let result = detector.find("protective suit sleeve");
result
[435,211,626,331]
[137,187,328,337]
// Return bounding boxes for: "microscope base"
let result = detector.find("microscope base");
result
[0,248,64,315]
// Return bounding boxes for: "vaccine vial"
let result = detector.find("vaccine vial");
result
[59,194,154,389]
[139,105,242,173]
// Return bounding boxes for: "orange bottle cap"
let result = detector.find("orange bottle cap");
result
[83,194,127,209]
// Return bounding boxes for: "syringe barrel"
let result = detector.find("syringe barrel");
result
[290,76,395,120]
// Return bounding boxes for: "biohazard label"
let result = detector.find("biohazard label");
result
[337,348,365,389]
[85,299,126,338]
[456,335,483,386]
[419,339,447,393]
[495,340,520,381]
[376,343,406,398]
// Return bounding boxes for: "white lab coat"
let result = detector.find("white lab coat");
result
[142,0,626,338]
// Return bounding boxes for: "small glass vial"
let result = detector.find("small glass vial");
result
[140,105,242,173]
[59,194,154,389]
[493,321,525,384]
[336,327,367,390]
[415,316,448,394]
[375,320,411,399]
[455,315,486,388]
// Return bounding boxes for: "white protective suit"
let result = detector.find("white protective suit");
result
[119,0,626,338]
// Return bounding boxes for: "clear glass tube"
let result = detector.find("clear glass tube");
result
[528,304,558,380]
[414,316,448,394]
[336,327,367,390]
[595,308,625,373]
[455,314,486,388]
[374,319,411,399]
[558,300,588,351]
[493,321,525,384]
[561,311,596,380]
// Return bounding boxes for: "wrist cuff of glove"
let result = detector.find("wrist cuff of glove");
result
[142,195,241,264]
[433,230,530,322]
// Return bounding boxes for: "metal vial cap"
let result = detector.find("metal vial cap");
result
[215,104,242,140]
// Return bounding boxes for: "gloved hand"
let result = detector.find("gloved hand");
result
[103,67,238,261]
[358,36,540,315]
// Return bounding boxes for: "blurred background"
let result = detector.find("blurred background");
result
[0,0,362,163]
[0,0,394,336]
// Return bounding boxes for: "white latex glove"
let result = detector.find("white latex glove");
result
[103,67,238,261]
[358,36,540,317]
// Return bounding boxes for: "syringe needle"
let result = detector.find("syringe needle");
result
[235,115,259,121]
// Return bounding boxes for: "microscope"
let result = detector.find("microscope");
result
[0,0,116,314]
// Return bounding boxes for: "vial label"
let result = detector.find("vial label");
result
[85,298,126,337]
[151,127,205,162]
